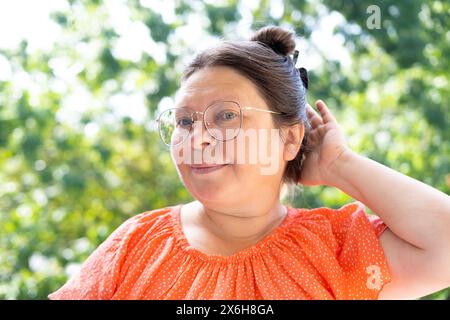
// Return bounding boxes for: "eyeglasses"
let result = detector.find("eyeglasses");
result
[156,100,284,146]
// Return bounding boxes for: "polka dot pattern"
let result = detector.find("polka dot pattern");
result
[48,201,392,300]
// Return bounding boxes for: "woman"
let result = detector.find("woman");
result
[48,26,450,300]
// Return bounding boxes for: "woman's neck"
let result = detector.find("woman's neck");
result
[193,200,288,246]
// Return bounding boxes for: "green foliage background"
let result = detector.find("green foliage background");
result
[0,0,449,299]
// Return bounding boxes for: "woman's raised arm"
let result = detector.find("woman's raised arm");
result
[301,99,450,299]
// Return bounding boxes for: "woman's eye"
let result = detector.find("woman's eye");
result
[218,111,238,121]
[177,118,192,127]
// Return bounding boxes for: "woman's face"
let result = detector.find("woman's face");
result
[170,66,297,214]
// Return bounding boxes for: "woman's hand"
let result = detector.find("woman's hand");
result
[298,100,351,186]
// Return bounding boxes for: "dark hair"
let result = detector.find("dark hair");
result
[181,25,312,186]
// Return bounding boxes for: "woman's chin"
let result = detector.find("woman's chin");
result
[189,185,225,203]
[179,165,237,202]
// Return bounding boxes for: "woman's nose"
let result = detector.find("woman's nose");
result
[190,120,215,150]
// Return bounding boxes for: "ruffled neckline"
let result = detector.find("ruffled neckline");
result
[170,204,298,264]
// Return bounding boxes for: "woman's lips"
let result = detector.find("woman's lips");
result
[189,164,230,174]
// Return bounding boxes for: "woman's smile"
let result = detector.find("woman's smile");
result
[189,163,231,174]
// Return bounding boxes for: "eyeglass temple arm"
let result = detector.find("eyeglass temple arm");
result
[242,107,285,115]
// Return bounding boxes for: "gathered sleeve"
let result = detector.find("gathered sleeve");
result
[325,201,392,299]
[47,214,142,300]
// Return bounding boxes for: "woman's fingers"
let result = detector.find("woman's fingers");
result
[317,123,327,136]
[315,100,337,124]
[306,104,323,127]
[306,101,337,145]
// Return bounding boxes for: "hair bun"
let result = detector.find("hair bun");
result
[250,26,296,56]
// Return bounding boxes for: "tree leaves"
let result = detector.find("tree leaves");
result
[0,0,448,299]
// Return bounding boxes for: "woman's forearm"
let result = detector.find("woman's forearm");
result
[326,149,450,251]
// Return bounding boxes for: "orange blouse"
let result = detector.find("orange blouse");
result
[48,201,392,300]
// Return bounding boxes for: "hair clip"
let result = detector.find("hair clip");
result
[298,67,308,89]
[292,49,299,66]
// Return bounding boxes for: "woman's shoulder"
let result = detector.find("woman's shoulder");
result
[284,201,391,300]
[288,200,387,240]
[85,204,183,265]
[117,204,181,237]
[292,200,365,218]
[288,200,365,226]
[131,204,178,223]
[47,204,182,300]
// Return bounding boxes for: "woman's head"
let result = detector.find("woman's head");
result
[169,26,311,212]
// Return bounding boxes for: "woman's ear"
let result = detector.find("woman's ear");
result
[281,123,305,161]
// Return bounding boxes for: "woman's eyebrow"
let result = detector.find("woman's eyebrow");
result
[175,96,243,110]
[172,100,193,110]
[173,104,196,112]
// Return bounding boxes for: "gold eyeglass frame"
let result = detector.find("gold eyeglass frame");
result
[156,100,285,147]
